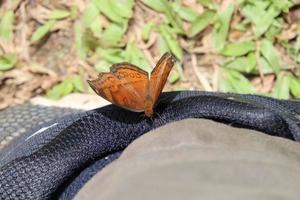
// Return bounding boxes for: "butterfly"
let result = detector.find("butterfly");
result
[87,52,176,117]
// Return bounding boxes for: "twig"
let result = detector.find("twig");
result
[18,1,30,61]
[191,54,213,91]
[139,33,157,50]
[212,64,219,91]
[77,59,97,78]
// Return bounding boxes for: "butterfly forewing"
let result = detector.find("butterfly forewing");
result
[88,63,149,112]
[88,52,176,117]
[149,53,175,104]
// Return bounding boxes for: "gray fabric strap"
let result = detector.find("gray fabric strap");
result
[76,119,300,200]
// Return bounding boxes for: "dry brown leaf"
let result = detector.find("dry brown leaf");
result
[0,66,58,110]
[29,4,51,24]
[252,74,275,93]
[290,4,300,23]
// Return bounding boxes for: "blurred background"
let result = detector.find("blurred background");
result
[0,0,300,110]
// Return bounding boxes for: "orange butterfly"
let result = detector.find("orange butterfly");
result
[87,52,176,117]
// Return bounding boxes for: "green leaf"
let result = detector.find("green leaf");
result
[100,23,125,47]
[82,2,100,27]
[240,2,281,37]
[224,52,256,73]
[141,0,168,12]
[172,2,198,22]
[220,41,256,56]
[31,20,56,42]
[271,0,293,12]
[296,54,300,64]
[272,73,290,99]
[197,0,217,10]
[74,23,87,59]
[82,29,100,51]
[258,56,274,74]
[260,39,281,74]
[124,38,151,72]
[112,0,134,19]
[239,2,267,21]
[94,60,112,72]
[0,53,17,71]
[142,0,184,34]
[159,24,183,60]
[0,10,14,40]
[175,61,185,81]
[294,35,300,52]
[212,4,234,52]
[282,35,300,64]
[168,68,180,83]
[70,5,78,19]
[188,10,215,37]
[89,16,102,38]
[157,34,170,55]
[234,23,247,32]
[255,6,281,37]
[220,68,255,93]
[75,20,101,55]
[48,9,70,19]
[47,79,74,100]
[163,2,185,34]
[96,48,124,63]
[71,75,84,92]
[93,0,126,24]
[142,22,154,41]
[290,76,300,98]
[264,20,283,41]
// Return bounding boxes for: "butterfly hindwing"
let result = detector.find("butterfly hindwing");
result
[88,63,149,112]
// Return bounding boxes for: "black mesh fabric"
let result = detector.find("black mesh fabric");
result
[0,91,300,199]
[59,151,122,200]
[0,103,80,152]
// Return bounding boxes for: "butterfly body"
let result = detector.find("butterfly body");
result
[88,52,176,117]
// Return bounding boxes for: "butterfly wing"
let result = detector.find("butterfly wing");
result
[88,63,149,112]
[149,52,176,104]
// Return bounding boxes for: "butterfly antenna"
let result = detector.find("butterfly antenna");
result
[149,114,154,123]
[155,112,167,127]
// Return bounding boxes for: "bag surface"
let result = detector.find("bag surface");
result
[1,91,300,199]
